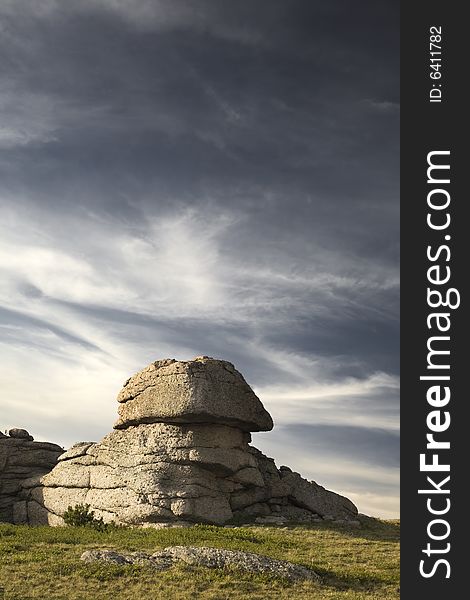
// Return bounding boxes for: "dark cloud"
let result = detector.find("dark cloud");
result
[276,423,400,469]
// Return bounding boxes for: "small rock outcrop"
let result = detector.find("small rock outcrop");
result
[0,429,63,523]
[13,357,358,526]
[81,546,320,582]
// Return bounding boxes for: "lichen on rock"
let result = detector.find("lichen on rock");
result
[81,546,320,582]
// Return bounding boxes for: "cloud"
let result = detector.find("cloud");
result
[0,196,398,400]
[0,0,268,43]
[256,374,399,432]
[0,89,59,148]
[0,197,398,329]
[362,98,400,113]
[0,194,398,431]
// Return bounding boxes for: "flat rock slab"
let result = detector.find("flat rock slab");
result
[81,546,319,582]
[81,549,174,571]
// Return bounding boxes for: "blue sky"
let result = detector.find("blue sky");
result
[0,0,399,517]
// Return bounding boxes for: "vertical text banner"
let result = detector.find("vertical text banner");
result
[401,1,465,597]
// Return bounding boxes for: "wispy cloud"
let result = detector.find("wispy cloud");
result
[362,98,400,113]
[0,90,59,148]
[256,375,399,431]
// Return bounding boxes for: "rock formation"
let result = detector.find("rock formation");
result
[0,428,63,523]
[12,357,358,526]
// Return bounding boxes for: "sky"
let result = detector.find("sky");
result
[0,0,399,518]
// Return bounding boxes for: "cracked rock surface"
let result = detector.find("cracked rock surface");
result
[10,357,358,526]
[80,546,320,582]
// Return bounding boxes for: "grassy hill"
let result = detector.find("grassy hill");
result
[0,517,399,599]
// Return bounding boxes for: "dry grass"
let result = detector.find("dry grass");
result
[0,517,399,599]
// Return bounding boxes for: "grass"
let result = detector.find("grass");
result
[0,516,399,599]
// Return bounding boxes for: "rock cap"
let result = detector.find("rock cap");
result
[8,428,34,441]
[114,356,273,432]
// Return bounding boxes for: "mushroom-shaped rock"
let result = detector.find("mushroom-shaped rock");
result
[13,357,358,527]
[114,357,273,432]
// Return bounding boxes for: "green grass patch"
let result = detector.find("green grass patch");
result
[0,518,399,599]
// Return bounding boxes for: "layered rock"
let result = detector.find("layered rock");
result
[0,429,63,523]
[13,357,358,526]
